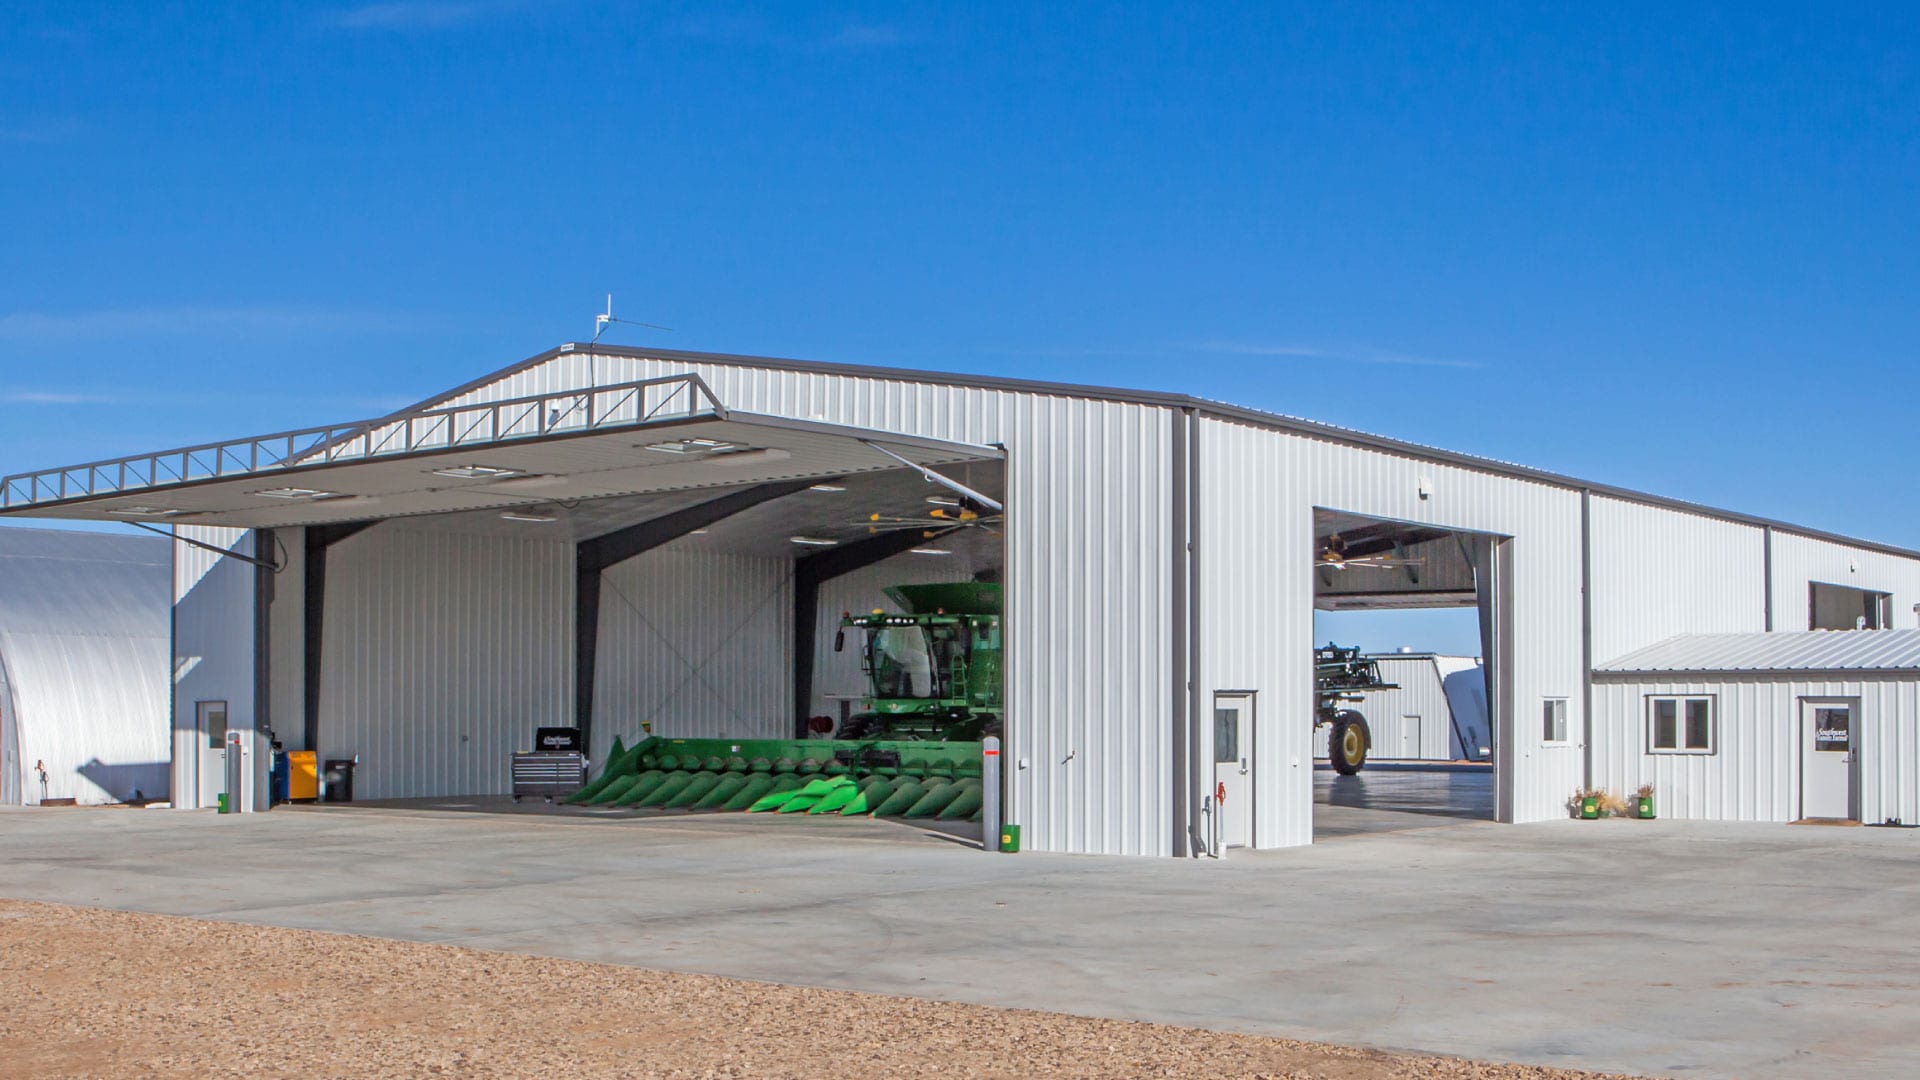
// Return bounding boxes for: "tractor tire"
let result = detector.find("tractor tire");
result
[838,715,878,740]
[1328,711,1370,775]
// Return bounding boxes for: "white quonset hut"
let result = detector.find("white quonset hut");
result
[0,526,170,805]
[4,345,1918,855]
[1594,631,1920,825]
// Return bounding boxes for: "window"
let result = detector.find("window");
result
[1542,698,1569,743]
[1809,582,1892,631]
[1648,695,1714,753]
[1214,706,1239,764]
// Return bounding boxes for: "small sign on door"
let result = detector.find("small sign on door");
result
[1814,708,1850,751]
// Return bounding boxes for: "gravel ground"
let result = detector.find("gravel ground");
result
[0,900,1649,1080]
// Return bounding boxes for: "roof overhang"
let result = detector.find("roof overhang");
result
[0,374,1002,529]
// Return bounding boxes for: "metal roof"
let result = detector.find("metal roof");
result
[1595,630,1920,676]
[1,340,1916,561]
[0,371,1001,528]
[407,343,1920,562]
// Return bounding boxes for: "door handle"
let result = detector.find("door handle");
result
[1239,757,1249,775]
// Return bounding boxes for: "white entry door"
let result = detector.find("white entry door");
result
[196,701,228,809]
[1213,693,1254,848]
[1801,699,1856,821]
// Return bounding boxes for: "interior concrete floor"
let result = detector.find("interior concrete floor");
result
[1315,763,1495,838]
[5,801,1919,1079]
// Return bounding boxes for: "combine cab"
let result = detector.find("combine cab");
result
[835,582,1003,742]
[1315,643,1396,774]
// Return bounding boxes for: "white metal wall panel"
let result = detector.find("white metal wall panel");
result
[424,353,1176,856]
[1769,532,1920,633]
[1592,674,1919,824]
[810,550,989,725]
[1199,417,1588,842]
[0,528,170,804]
[171,526,256,809]
[320,522,572,799]
[1588,496,1767,662]
[592,542,792,761]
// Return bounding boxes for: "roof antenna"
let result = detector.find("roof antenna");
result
[590,294,673,345]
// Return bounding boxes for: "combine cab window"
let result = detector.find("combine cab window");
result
[869,626,938,699]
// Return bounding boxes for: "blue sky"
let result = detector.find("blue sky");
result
[4,3,1917,652]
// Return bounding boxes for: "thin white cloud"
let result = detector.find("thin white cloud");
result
[323,1,510,30]
[1193,342,1485,370]
[0,390,120,405]
[0,306,405,341]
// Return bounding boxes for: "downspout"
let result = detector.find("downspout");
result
[1184,408,1207,855]
[1763,526,1775,632]
[1169,408,1191,856]
[1580,491,1594,792]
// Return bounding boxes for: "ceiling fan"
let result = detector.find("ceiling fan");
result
[1317,534,1425,572]
[861,496,1004,540]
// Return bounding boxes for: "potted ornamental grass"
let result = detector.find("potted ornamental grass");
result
[1635,783,1656,819]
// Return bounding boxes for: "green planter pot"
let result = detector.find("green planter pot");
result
[1580,796,1600,819]
[1637,796,1655,819]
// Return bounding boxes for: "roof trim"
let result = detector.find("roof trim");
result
[272,341,1920,563]
[1594,667,1920,680]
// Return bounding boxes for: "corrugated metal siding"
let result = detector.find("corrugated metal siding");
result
[1592,674,1920,824]
[0,528,170,804]
[1311,656,1465,760]
[1770,532,1920,632]
[1588,496,1767,662]
[810,550,989,724]
[320,522,572,799]
[422,352,1175,856]
[592,542,792,761]
[1199,418,1588,838]
[171,526,255,809]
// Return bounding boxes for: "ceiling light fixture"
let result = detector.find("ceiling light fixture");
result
[108,506,183,517]
[924,495,961,507]
[256,487,338,500]
[789,536,837,546]
[431,464,523,480]
[910,548,952,556]
[642,437,744,455]
[500,510,558,523]
[808,484,847,493]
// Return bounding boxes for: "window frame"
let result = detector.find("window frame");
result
[1542,697,1570,745]
[1646,694,1716,755]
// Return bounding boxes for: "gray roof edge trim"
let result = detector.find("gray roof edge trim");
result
[405,343,1920,563]
[1592,667,1920,679]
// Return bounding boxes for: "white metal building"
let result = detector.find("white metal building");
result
[4,345,1918,854]
[0,526,170,805]
[1313,653,1487,761]
[1594,630,1920,825]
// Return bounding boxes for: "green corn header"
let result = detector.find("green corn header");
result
[563,735,987,821]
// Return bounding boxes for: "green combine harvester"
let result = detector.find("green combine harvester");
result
[833,582,1002,741]
[564,582,1000,822]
